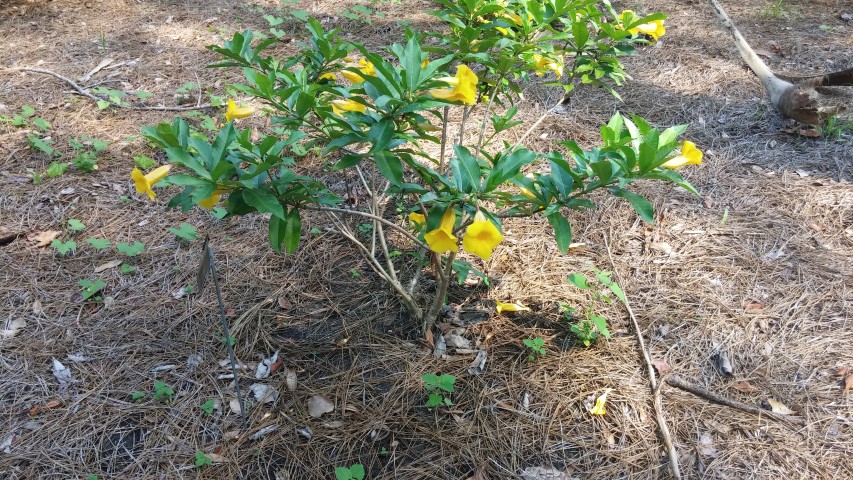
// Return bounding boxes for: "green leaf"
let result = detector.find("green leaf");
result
[168,222,198,241]
[78,279,106,300]
[283,208,301,254]
[590,313,611,339]
[86,238,110,250]
[484,148,537,192]
[211,207,228,219]
[96,100,111,110]
[374,151,403,186]
[194,451,212,468]
[32,117,51,130]
[134,155,156,170]
[51,239,77,255]
[46,162,68,177]
[67,219,86,232]
[546,213,572,254]
[451,146,481,193]
[349,464,365,480]
[334,467,352,480]
[242,189,285,220]
[567,273,590,289]
[268,215,287,253]
[199,399,215,415]
[609,282,627,305]
[130,391,146,402]
[610,188,654,223]
[120,263,136,274]
[116,241,145,257]
[437,374,455,393]
[425,393,443,408]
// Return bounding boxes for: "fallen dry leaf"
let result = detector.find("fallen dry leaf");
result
[765,398,796,415]
[650,242,673,254]
[307,395,334,418]
[467,350,488,376]
[255,351,280,379]
[32,300,44,315]
[697,432,718,458]
[277,296,290,309]
[650,358,671,375]
[730,380,760,393]
[744,302,765,313]
[229,398,243,414]
[206,452,229,463]
[285,368,297,392]
[30,230,61,247]
[843,372,853,394]
[93,259,123,273]
[249,383,279,404]
[27,399,62,416]
[1,318,27,339]
[51,358,73,394]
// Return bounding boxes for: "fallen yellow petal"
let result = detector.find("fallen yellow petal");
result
[589,388,612,416]
[495,301,531,314]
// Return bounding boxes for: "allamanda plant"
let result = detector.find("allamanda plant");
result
[132,1,702,330]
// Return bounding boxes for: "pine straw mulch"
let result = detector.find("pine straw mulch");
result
[1,0,852,479]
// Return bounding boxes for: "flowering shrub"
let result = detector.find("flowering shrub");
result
[134,0,701,329]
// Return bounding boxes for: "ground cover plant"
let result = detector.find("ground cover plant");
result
[0,0,851,479]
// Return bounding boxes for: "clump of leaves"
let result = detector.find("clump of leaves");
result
[199,399,216,415]
[117,241,145,257]
[152,380,174,403]
[79,279,106,301]
[28,135,61,158]
[51,239,77,256]
[523,337,546,361]
[130,391,146,402]
[335,464,365,480]
[133,155,156,170]
[86,238,110,250]
[194,451,212,468]
[169,222,197,241]
[564,269,623,347]
[45,161,69,178]
[422,373,455,408]
[67,219,85,232]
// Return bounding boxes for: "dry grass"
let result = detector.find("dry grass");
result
[1,0,852,479]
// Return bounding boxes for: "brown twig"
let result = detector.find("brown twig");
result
[604,234,682,480]
[664,375,807,426]
[14,67,212,111]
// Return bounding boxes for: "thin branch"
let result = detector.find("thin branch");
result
[302,205,425,248]
[475,82,500,156]
[423,251,456,332]
[665,375,806,426]
[439,106,449,172]
[604,234,682,480]
[15,67,212,111]
[511,98,562,150]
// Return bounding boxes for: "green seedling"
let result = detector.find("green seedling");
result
[200,399,216,415]
[350,268,361,278]
[169,222,198,241]
[78,279,106,301]
[422,373,455,408]
[152,380,174,403]
[67,219,86,232]
[0,104,36,126]
[131,391,146,402]
[45,162,69,177]
[51,239,77,255]
[86,238,110,250]
[194,451,212,468]
[134,155,156,170]
[335,464,365,480]
[523,337,546,361]
[117,241,145,257]
[564,269,619,347]
[120,263,136,274]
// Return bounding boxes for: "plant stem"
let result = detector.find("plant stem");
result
[303,205,425,248]
[439,106,449,172]
[475,80,501,156]
[422,251,456,332]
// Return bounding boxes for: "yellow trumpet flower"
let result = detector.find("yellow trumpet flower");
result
[131,165,171,201]
[428,65,478,105]
[424,208,458,254]
[661,141,703,169]
[462,211,504,260]
[225,99,256,122]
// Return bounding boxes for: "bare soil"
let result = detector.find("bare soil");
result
[1,1,851,479]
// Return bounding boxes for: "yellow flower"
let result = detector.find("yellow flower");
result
[532,54,564,78]
[197,189,228,209]
[225,99,255,122]
[462,211,504,260]
[495,301,531,314]
[424,208,458,254]
[408,212,426,225]
[341,58,375,83]
[131,165,171,201]
[518,173,537,198]
[421,57,429,69]
[319,72,336,81]
[619,10,666,41]
[330,98,367,116]
[661,141,703,169]
[589,388,612,416]
[428,65,478,105]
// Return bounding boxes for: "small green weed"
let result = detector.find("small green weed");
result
[85,238,110,250]
[51,239,77,256]
[200,399,216,415]
[194,451,212,468]
[169,222,198,241]
[78,279,106,301]
[152,380,174,403]
[67,219,86,232]
[564,269,621,347]
[523,337,546,361]
[120,263,136,274]
[45,161,69,177]
[422,373,455,408]
[335,464,365,480]
[117,241,145,257]
[130,391,146,402]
